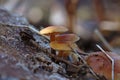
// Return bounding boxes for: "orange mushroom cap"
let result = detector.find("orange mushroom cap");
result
[50,41,77,51]
[86,52,120,80]
[39,26,68,35]
[55,34,80,42]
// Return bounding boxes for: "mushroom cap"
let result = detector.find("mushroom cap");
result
[39,26,68,35]
[55,34,80,42]
[86,52,120,80]
[50,41,77,51]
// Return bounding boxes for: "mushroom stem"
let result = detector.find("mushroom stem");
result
[50,34,56,55]
[50,34,55,42]
[95,29,114,51]
[58,51,75,62]
[58,51,70,58]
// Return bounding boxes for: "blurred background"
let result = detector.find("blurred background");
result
[0,0,120,53]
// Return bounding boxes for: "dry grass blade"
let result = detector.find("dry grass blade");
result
[95,29,114,51]
[96,44,115,80]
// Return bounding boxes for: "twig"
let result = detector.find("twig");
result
[95,29,114,51]
[96,44,114,80]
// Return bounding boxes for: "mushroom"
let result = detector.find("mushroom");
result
[55,33,80,42]
[86,52,120,80]
[50,41,77,58]
[39,26,68,54]
[55,33,84,53]
[39,26,68,42]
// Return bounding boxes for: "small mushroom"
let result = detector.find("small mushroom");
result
[50,41,77,58]
[55,33,80,42]
[86,52,120,80]
[39,26,68,54]
[39,26,68,42]
[55,33,83,53]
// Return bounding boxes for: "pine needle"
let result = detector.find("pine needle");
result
[96,44,114,80]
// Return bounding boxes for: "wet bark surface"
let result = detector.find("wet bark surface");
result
[0,9,69,80]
